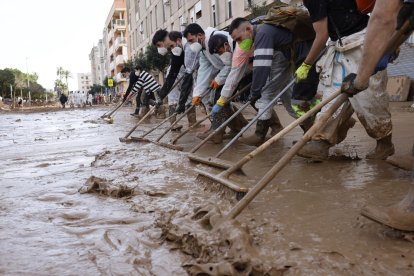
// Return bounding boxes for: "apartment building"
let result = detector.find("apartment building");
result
[127,0,268,57]
[103,0,129,93]
[77,73,92,92]
[89,39,107,86]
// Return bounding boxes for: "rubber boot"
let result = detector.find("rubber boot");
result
[169,104,182,131]
[186,107,197,127]
[138,106,149,120]
[366,134,395,160]
[269,110,283,136]
[386,143,414,171]
[297,140,331,161]
[225,108,248,139]
[130,107,140,117]
[239,119,270,146]
[155,105,166,119]
[361,186,414,231]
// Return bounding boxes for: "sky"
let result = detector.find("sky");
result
[0,0,114,90]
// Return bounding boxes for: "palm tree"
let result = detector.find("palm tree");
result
[56,66,64,81]
[62,70,72,90]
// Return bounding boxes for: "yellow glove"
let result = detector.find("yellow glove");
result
[295,62,312,81]
[216,97,227,107]
[192,96,202,106]
[210,80,220,90]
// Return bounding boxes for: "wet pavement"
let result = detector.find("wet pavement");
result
[0,103,413,275]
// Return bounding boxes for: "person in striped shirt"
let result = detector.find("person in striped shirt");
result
[131,65,161,117]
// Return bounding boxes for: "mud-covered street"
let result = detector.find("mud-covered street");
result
[1,103,413,275]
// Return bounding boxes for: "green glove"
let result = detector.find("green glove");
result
[295,62,312,81]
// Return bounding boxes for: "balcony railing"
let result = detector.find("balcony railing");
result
[108,45,114,56]
[115,55,127,65]
[109,61,115,71]
[114,37,126,50]
[108,29,114,40]
[113,19,126,31]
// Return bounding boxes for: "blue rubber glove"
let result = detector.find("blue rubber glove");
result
[211,104,222,114]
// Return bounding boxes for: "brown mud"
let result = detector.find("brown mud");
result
[0,103,413,275]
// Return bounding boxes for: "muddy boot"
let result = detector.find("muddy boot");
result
[155,105,166,119]
[386,145,414,171]
[361,187,414,231]
[299,117,314,133]
[366,134,395,160]
[138,106,150,120]
[196,128,224,144]
[169,105,182,131]
[186,107,197,127]
[225,110,248,139]
[297,140,331,161]
[130,107,140,117]
[239,119,270,146]
[269,110,283,136]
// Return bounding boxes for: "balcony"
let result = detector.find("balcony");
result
[108,45,114,56]
[113,19,126,32]
[115,55,127,66]
[114,37,126,51]
[108,28,114,40]
[109,61,115,71]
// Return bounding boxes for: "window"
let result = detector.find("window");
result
[150,11,153,33]
[212,3,216,27]
[189,8,195,23]
[228,0,232,19]
[155,5,158,28]
[195,1,202,19]
[162,3,166,23]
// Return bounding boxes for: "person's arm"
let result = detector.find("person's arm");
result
[159,54,184,100]
[354,0,401,89]
[219,46,250,99]
[192,52,215,98]
[123,72,136,99]
[304,17,329,65]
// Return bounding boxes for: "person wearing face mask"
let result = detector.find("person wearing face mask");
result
[183,23,233,114]
[195,34,250,144]
[121,66,141,117]
[228,15,318,146]
[130,65,161,118]
[152,29,198,130]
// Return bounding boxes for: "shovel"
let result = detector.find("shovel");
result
[196,90,345,197]
[188,78,295,170]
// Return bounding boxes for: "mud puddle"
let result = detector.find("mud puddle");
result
[1,103,413,275]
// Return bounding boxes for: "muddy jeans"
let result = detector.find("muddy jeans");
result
[255,52,296,120]
[314,30,392,145]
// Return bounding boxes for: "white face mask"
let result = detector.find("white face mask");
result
[219,52,232,66]
[190,42,202,54]
[171,46,183,56]
[157,47,168,56]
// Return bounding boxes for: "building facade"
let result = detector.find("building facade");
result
[126,0,268,57]
[77,73,93,92]
[89,39,107,86]
[102,0,130,94]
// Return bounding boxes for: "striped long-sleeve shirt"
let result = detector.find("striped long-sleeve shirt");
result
[131,70,161,94]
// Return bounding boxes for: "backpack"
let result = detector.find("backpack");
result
[261,4,316,43]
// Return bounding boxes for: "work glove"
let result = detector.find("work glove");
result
[210,80,221,90]
[397,2,414,30]
[211,97,227,114]
[341,73,366,97]
[192,96,202,106]
[295,62,312,82]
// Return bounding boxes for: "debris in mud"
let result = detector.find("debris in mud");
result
[91,150,111,166]
[35,163,50,168]
[79,176,136,198]
[156,203,289,276]
[83,119,99,124]
[34,138,45,141]
[15,119,21,122]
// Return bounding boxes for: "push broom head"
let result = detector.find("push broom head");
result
[195,168,248,201]
[103,117,114,124]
